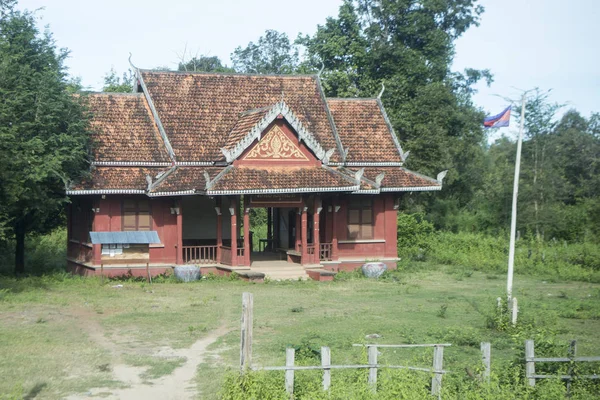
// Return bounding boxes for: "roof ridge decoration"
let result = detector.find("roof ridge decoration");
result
[135,68,177,162]
[205,165,234,191]
[221,100,332,164]
[375,98,409,163]
[146,166,177,192]
[316,76,346,162]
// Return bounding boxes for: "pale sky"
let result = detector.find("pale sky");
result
[17,0,600,128]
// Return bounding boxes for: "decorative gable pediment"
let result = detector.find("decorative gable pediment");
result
[221,101,335,164]
[242,125,309,162]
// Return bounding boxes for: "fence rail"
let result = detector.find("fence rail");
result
[525,339,600,393]
[182,245,217,264]
[253,343,450,396]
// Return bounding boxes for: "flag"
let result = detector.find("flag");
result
[484,106,511,128]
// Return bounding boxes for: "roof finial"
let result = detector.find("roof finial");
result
[128,52,138,69]
[377,81,385,99]
[280,90,285,103]
[318,60,325,77]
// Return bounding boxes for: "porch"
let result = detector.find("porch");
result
[179,195,339,268]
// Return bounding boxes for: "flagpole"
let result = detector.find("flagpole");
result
[507,92,527,304]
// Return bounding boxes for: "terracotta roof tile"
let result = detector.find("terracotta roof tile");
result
[222,106,272,152]
[140,71,340,162]
[207,166,357,193]
[150,167,224,193]
[87,93,170,163]
[359,167,440,189]
[328,99,403,164]
[72,167,168,191]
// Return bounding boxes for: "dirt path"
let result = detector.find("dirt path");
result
[66,322,230,400]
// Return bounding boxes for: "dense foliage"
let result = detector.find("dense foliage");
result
[0,0,90,273]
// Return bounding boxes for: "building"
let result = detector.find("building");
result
[66,69,445,278]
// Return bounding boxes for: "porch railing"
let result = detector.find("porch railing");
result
[221,246,232,265]
[183,245,218,264]
[237,247,245,259]
[320,243,333,261]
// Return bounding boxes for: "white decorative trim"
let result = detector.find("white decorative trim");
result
[352,189,380,194]
[316,207,323,215]
[91,161,172,167]
[334,205,341,213]
[148,190,196,197]
[67,189,146,195]
[380,186,442,192]
[222,101,327,163]
[375,173,385,186]
[175,161,215,166]
[229,207,235,216]
[328,162,404,167]
[376,98,408,163]
[437,170,448,184]
[207,185,359,196]
[214,207,222,216]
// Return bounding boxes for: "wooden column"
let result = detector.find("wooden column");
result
[243,199,250,266]
[216,198,222,263]
[230,197,238,267]
[313,197,321,264]
[331,199,339,261]
[301,205,308,265]
[295,209,301,251]
[176,198,183,265]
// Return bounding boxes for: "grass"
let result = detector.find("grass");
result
[0,267,599,398]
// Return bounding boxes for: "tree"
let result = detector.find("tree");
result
[178,55,234,73]
[102,67,134,92]
[0,0,90,274]
[300,0,490,227]
[232,30,299,74]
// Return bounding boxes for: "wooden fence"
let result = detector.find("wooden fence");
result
[319,243,332,261]
[253,343,451,396]
[525,339,600,391]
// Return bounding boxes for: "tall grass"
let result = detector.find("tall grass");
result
[397,214,600,283]
[0,228,67,275]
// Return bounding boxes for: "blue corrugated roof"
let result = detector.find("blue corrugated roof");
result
[89,231,161,244]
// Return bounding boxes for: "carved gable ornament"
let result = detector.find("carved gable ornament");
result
[242,125,309,161]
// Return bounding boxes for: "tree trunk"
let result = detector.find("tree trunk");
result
[15,219,25,275]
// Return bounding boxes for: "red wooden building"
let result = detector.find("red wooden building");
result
[66,70,445,278]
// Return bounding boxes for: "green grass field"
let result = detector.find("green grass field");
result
[1,266,599,399]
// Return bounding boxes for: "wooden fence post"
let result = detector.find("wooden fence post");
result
[321,346,331,391]
[367,345,378,392]
[285,348,295,395]
[525,340,536,387]
[481,342,491,383]
[511,297,518,326]
[567,340,577,397]
[240,292,253,372]
[431,345,444,397]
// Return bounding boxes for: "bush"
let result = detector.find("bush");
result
[0,228,67,275]
[397,213,434,261]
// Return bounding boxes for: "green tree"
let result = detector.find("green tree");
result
[102,67,134,92]
[178,55,234,73]
[0,0,90,274]
[232,30,299,74]
[300,0,490,227]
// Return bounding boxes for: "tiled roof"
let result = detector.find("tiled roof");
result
[150,167,224,193]
[87,93,170,163]
[140,71,341,162]
[328,99,403,164]
[71,167,167,191]
[222,106,272,152]
[206,166,358,194]
[359,167,440,190]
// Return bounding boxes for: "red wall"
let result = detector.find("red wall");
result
[68,195,179,266]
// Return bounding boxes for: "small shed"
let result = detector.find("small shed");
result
[90,231,160,265]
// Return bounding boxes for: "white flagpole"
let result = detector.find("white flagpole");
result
[507,93,527,304]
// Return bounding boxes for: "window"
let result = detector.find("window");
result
[122,199,152,231]
[347,197,373,239]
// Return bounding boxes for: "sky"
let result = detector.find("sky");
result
[16,0,600,131]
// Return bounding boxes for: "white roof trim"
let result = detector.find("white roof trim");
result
[221,101,327,163]
[67,189,146,195]
[381,186,442,192]
[91,161,172,167]
[207,185,359,196]
[328,162,404,167]
[148,190,197,197]
[175,161,215,166]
